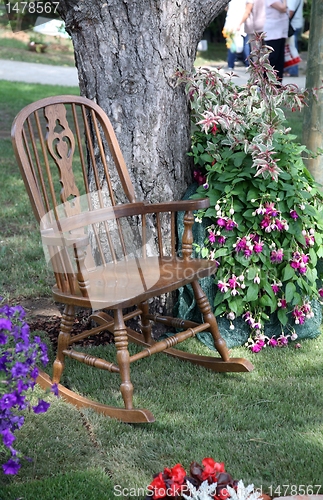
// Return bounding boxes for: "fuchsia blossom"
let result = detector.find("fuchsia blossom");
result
[270,248,284,263]
[290,251,309,274]
[277,334,289,346]
[235,234,263,257]
[264,202,279,216]
[228,274,241,295]
[304,232,315,247]
[289,209,299,220]
[217,217,226,227]
[193,169,206,186]
[293,302,313,325]
[278,298,287,308]
[217,280,229,293]
[271,282,281,294]
[208,231,216,243]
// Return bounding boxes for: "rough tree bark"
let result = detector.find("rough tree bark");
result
[303,0,323,184]
[57,0,229,203]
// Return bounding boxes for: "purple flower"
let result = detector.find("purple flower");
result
[1,300,51,473]
[1,428,16,447]
[225,219,237,231]
[51,383,59,397]
[33,400,50,414]
[2,458,21,475]
[0,393,17,410]
[11,362,29,378]
[0,332,8,344]
[290,209,299,220]
[0,318,12,331]
[0,353,9,370]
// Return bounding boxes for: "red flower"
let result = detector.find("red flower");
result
[201,457,225,481]
[167,463,186,484]
[148,473,167,499]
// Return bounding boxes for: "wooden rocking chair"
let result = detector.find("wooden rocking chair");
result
[11,95,253,423]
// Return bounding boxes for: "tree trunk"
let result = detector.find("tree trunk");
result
[58,0,228,203]
[302,0,323,184]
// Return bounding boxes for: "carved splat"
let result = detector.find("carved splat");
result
[45,103,80,217]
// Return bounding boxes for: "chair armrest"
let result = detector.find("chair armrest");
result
[142,198,210,214]
[41,228,89,249]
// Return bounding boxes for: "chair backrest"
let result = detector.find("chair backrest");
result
[11,95,137,222]
[11,95,162,298]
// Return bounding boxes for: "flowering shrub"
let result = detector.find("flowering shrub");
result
[145,458,262,500]
[178,33,323,350]
[0,299,57,474]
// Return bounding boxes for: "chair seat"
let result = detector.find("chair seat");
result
[53,256,218,309]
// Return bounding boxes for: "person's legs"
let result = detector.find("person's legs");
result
[286,27,302,76]
[243,34,250,67]
[266,38,286,81]
[227,49,236,69]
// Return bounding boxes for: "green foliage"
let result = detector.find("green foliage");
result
[2,336,323,497]
[179,33,323,347]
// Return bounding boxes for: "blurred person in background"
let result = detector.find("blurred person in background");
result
[285,0,304,76]
[223,0,250,70]
[264,0,289,81]
[237,0,265,52]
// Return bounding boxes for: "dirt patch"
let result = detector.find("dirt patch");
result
[19,297,113,349]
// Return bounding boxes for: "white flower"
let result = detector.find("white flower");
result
[227,480,263,500]
[182,480,217,500]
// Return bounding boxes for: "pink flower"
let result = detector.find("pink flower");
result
[217,235,226,245]
[271,283,280,294]
[217,218,226,227]
[217,280,229,293]
[270,248,284,262]
[253,241,264,253]
[225,219,237,231]
[318,288,323,297]
[278,335,289,346]
[265,202,279,216]
[268,337,278,347]
[250,343,263,353]
[274,219,286,231]
[278,298,287,308]
[208,231,216,243]
[244,248,253,257]
[290,209,299,220]
[260,215,271,229]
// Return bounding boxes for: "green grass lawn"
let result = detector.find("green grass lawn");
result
[0,79,321,499]
[0,27,75,66]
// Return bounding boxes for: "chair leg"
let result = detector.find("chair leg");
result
[52,304,75,384]
[191,280,230,362]
[139,300,152,343]
[114,308,134,410]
